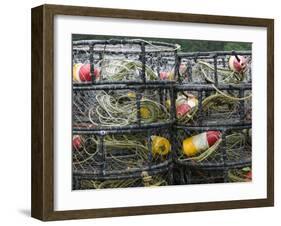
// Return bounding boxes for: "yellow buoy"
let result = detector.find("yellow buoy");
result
[151,136,171,156]
[140,107,151,119]
[73,63,82,82]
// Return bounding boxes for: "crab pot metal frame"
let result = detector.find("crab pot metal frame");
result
[173,166,225,185]
[72,84,175,131]
[73,165,172,190]
[72,124,174,189]
[72,39,179,85]
[174,83,252,127]
[72,39,178,190]
[72,126,173,174]
[173,164,251,184]
[173,125,252,184]
[176,51,252,85]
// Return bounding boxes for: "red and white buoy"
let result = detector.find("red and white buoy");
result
[176,94,198,118]
[182,131,221,156]
[228,55,248,73]
[160,71,174,80]
[179,63,188,76]
[73,63,100,82]
[73,135,82,150]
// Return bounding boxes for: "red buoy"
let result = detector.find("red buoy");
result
[79,64,100,81]
[73,135,82,150]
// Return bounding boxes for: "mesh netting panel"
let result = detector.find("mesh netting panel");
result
[72,128,172,175]
[73,40,179,84]
[73,88,173,130]
[173,166,224,185]
[179,52,252,85]
[75,171,169,190]
[175,127,251,168]
[175,88,252,126]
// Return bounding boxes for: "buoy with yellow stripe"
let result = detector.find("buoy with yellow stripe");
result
[182,131,221,157]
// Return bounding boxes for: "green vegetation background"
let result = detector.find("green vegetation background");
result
[73,34,251,52]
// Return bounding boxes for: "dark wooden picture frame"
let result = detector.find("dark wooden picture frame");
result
[31,4,274,221]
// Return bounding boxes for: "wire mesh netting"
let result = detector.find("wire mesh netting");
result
[175,85,252,126]
[73,87,174,130]
[174,127,252,169]
[173,164,252,185]
[177,51,252,85]
[173,166,225,184]
[73,39,179,84]
[74,170,170,190]
[72,127,172,176]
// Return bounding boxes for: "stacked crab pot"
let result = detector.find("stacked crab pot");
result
[72,39,180,189]
[173,51,252,184]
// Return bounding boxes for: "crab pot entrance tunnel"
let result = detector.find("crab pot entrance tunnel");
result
[73,39,179,84]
